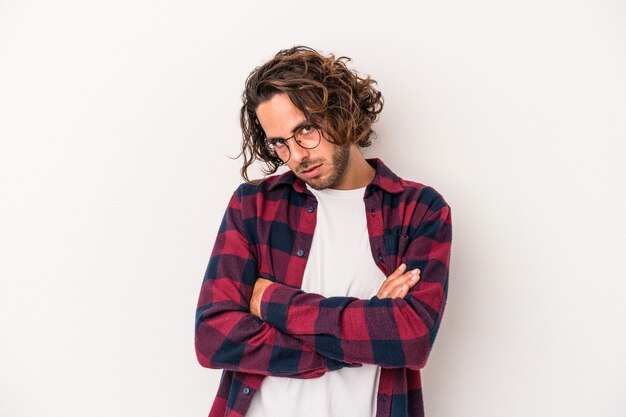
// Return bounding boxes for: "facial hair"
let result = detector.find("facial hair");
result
[302,143,351,190]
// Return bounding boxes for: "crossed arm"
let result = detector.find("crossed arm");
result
[195,187,451,377]
[195,262,420,377]
[249,263,421,317]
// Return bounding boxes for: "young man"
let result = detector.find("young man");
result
[195,46,453,417]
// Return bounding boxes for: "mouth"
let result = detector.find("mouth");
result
[300,164,322,178]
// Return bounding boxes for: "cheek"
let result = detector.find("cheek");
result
[318,143,337,161]
[286,161,298,172]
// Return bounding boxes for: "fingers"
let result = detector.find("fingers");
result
[250,278,274,318]
[377,264,421,299]
[386,263,407,281]
[391,283,408,298]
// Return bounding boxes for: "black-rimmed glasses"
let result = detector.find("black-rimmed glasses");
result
[264,124,322,162]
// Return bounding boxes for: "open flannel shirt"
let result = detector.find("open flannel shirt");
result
[195,158,453,417]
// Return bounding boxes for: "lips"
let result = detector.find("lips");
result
[300,164,322,178]
[301,164,321,174]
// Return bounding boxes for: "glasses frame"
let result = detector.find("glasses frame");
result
[264,124,322,163]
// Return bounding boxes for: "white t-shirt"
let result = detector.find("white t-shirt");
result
[246,184,386,417]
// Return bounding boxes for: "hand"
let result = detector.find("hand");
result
[376,263,421,299]
[250,278,273,318]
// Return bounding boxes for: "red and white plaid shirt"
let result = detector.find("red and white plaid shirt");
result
[195,158,453,417]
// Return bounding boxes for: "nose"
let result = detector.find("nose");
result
[288,141,310,163]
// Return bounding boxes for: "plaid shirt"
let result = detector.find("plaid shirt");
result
[195,158,453,417]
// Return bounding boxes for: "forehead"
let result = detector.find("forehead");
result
[255,93,306,136]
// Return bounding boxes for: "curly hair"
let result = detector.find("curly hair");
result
[236,45,384,182]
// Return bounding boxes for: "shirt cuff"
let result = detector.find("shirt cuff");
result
[259,281,300,332]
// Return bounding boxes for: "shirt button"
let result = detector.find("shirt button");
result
[370,209,376,217]
[378,254,384,262]
[297,249,305,257]
[307,206,314,213]
[242,387,250,395]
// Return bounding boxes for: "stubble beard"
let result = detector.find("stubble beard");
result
[302,143,351,190]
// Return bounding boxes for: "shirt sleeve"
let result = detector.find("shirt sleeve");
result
[259,198,452,370]
[194,186,358,378]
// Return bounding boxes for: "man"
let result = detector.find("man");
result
[195,46,452,417]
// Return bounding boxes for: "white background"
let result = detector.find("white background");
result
[1,1,625,416]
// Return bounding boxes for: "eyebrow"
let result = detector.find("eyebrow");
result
[265,120,311,141]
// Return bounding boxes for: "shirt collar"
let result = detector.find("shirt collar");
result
[266,157,405,195]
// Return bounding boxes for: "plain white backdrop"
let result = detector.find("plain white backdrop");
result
[1,1,625,416]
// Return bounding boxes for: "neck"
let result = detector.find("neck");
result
[331,145,375,190]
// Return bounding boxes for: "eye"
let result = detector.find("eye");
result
[298,125,315,136]
[267,138,287,148]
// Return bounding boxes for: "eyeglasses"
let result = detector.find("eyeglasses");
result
[264,124,322,162]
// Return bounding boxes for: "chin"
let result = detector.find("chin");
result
[302,177,324,190]
[306,174,341,190]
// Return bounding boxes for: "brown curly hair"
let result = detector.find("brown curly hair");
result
[236,45,384,182]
